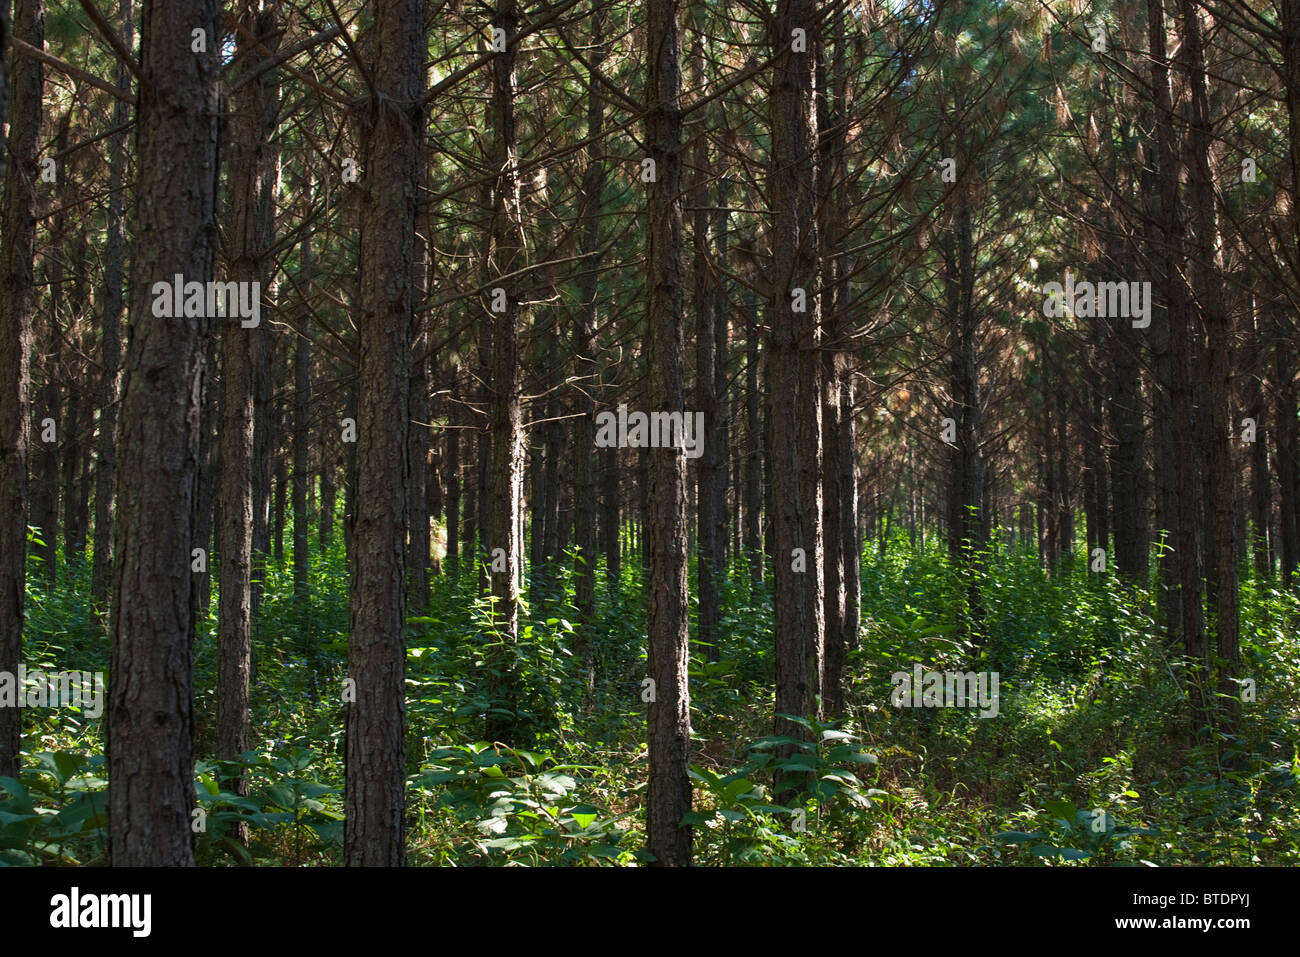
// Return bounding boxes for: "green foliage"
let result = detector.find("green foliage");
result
[6,516,1300,866]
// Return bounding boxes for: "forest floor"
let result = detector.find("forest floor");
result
[5,531,1299,866]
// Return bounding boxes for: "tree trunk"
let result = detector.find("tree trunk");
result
[108,0,220,866]
[344,0,424,866]
[1149,0,1208,721]
[90,0,131,626]
[483,0,527,744]
[1179,0,1238,725]
[644,0,693,867]
[293,201,312,603]
[0,0,42,780]
[689,29,720,663]
[217,1,280,830]
[573,0,606,693]
[770,0,825,776]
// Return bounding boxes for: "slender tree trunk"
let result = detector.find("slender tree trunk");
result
[600,443,620,588]
[1150,0,1208,722]
[1277,334,1298,589]
[217,1,280,831]
[407,126,431,612]
[344,0,424,866]
[1179,0,1238,725]
[293,199,312,603]
[770,0,825,776]
[484,0,527,744]
[1107,264,1149,580]
[644,0,693,867]
[573,0,606,693]
[688,27,720,663]
[445,361,461,580]
[743,287,763,581]
[0,0,42,780]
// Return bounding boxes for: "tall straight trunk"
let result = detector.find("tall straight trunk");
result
[250,35,282,618]
[743,287,763,580]
[343,373,357,560]
[944,181,985,616]
[1247,295,1271,580]
[32,379,57,585]
[293,206,312,601]
[573,0,606,688]
[109,0,219,865]
[528,427,544,583]
[1042,400,1059,568]
[61,372,84,560]
[484,0,527,744]
[320,460,336,548]
[407,130,431,612]
[1150,0,1208,713]
[445,361,461,579]
[0,0,41,779]
[1139,90,1180,637]
[1082,333,1104,555]
[770,0,824,761]
[1180,0,1238,720]
[218,1,279,821]
[37,115,64,587]
[1108,269,1149,580]
[600,444,620,588]
[1055,387,1073,563]
[709,172,730,641]
[644,0,693,867]
[1281,0,1300,591]
[273,455,285,558]
[689,29,720,661]
[1277,335,1298,588]
[820,5,854,711]
[463,421,479,572]
[195,335,218,618]
[539,323,563,588]
[345,0,424,867]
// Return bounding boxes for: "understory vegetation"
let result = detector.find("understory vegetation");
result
[6,524,1298,867]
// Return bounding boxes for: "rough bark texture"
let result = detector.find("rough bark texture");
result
[218,0,279,827]
[688,26,721,663]
[1107,265,1149,581]
[1179,0,1238,725]
[344,0,424,866]
[0,0,41,780]
[644,0,693,867]
[293,208,312,603]
[408,126,431,613]
[108,0,219,866]
[769,0,824,763]
[484,0,526,744]
[1149,0,1208,717]
[573,0,606,695]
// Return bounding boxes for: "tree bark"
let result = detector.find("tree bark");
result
[0,0,42,780]
[108,0,220,866]
[573,0,606,693]
[483,0,527,745]
[644,0,693,867]
[344,0,424,866]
